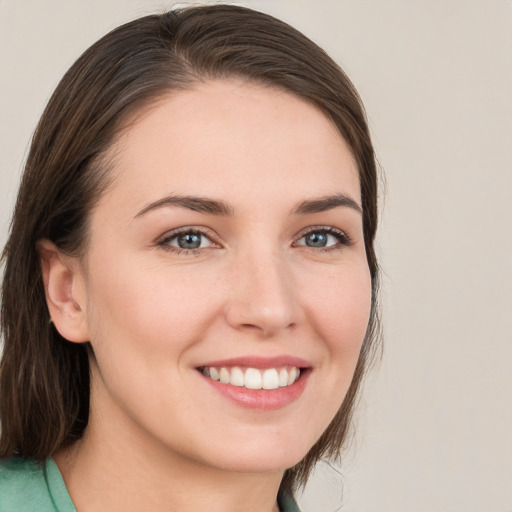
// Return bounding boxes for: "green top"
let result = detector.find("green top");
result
[0,458,300,512]
[0,458,75,512]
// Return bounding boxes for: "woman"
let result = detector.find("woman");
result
[0,5,379,511]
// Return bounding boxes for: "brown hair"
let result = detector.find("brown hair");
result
[0,4,379,497]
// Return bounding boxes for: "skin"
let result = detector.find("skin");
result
[40,80,372,512]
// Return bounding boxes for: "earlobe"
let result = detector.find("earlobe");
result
[37,239,90,343]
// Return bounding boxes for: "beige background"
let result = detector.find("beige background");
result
[1,1,511,510]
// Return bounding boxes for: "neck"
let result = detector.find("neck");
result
[54,414,284,512]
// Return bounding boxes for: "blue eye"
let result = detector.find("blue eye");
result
[302,232,330,248]
[296,228,350,249]
[160,230,214,251]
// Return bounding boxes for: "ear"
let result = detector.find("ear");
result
[37,239,90,343]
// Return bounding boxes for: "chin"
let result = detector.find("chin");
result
[193,433,315,475]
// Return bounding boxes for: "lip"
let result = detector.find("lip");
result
[199,355,311,369]
[197,355,312,411]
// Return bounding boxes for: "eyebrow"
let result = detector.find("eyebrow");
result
[134,192,362,219]
[135,195,235,219]
[293,194,362,215]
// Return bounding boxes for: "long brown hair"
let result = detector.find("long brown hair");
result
[0,4,380,497]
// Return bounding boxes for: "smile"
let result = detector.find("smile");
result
[201,366,301,390]
[197,356,311,410]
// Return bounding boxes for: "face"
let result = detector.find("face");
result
[74,80,371,474]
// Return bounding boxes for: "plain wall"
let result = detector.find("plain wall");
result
[1,1,511,510]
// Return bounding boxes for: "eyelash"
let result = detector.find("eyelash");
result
[156,226,352,255]
[156,227,218,256]
[294,226,352,252]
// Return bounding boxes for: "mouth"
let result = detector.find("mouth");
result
[196,356,311,410]
[198,365,302,390]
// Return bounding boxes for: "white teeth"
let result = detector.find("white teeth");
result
[287,367,299,385]
[262,368,279,390]
[230,367,245,387]
[279,368,288,387]
[219,367,230,384]
[203,365,301,390]
[244,368,262,389]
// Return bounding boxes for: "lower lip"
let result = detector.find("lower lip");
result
[200,369,310,411]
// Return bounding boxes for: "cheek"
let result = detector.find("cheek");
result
[287,262,372,445]
[83,257,223,424]
[317,263,371,328]
[304,262,372,368]
[85,255,221,357]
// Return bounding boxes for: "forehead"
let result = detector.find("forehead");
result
[101,79,360,216]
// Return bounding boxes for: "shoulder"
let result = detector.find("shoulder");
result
[0,458,53,511]
[0,457,75,512]
[0,456,45,479]
[279,492,302,512]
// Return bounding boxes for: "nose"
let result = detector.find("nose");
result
[224,249,301,338]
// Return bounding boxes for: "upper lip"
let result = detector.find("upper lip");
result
[198,355,311,369]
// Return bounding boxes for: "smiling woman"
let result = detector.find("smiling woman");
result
[0,5,379,512]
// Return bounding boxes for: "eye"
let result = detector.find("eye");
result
[158,229,215,252]
[295,228,351,250]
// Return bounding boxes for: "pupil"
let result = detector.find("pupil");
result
[178,233,201,249]
[307,232,327,247]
